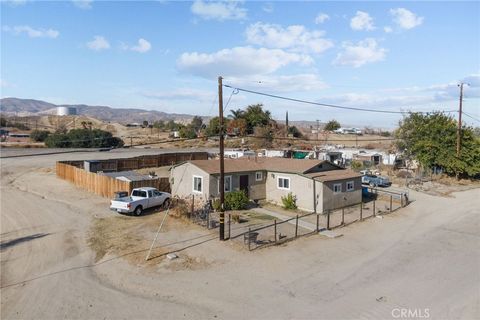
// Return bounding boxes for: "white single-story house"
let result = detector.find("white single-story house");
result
[170,158,362,213]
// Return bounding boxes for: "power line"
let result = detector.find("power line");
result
[223,84,457,115]
[462,111,480,123]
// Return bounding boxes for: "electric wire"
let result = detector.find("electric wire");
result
[223,84,457,115]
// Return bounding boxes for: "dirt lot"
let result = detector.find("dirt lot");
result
[1,149,479,319]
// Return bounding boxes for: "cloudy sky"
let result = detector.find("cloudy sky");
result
[1,0,479,127]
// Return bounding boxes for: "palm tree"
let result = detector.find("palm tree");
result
[229,109,245,120]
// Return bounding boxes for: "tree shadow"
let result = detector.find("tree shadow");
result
[0,233,50,251]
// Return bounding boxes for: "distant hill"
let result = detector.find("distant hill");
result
[0,97,205,124]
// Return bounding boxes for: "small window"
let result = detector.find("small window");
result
[132,190,147,197]
[193,176,203,193]
[333,183,342,193]
[278,177,290,190]
[346,181,354,192]
[219,176,232,192]
[148,190,153,198]
[255,171,263,181]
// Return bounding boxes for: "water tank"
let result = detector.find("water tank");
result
[57,106,77,116]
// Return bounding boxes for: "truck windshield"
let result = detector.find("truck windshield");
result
[132,190,147,197]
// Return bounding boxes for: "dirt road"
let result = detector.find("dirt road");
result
[1,149,479,319]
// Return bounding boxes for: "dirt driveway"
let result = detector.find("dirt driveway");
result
[1,149,479,319]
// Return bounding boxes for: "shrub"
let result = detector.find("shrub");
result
[351,160,363,171]
[30,130,50,142]
[231,214,241,223]
[324,120,341,131]
[212,198,221,211]
[44,129,124,148]
[281,192,297,210]
[225,190,249,210]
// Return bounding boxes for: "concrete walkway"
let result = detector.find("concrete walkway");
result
[252,207,317,231]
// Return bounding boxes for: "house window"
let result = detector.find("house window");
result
[346,181,354,192]
[218,176,232,192]
[193,176,203,193]
[278,177,290,190]
[333,183,342,193]
[255,171,263,181]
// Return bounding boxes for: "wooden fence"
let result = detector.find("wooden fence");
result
[60,152,208,172]
[56,162,171,198]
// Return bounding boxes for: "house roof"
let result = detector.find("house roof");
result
[187,158,338,175]
[100,170,157,182]
[304,170,362,182]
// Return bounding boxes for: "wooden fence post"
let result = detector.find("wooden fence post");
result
[360,202,363,221]
[341,208,345,225]
[316,214,319,232]
[295,215,299,238]
[390,195,393,212]
[373,200,376,217]
[327,211,330,230]
[248,228,251,251]
[228,214,231,240]
[274,219,277,243]
[401,194,404,207]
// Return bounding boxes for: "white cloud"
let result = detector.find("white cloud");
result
[177,46,313,78]
[262,2,274,13]
[2,25,59,38]
[125,38,152,53]
[86,36,110,51]
[227,74,328,93]
[333,38,386,68]
[390,8,424,30]
[350,11,375,31]
[0,79,9,88]
[245,22,334,54]
[384,26,393,33]
[315,13,330,24]
[190,0,247,21]
[72,0,92,10]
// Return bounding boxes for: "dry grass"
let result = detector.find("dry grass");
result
[88,212,170,264]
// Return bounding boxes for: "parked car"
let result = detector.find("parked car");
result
[110,187,171,215]
[361,174,391,187]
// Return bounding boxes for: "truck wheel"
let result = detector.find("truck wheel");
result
[134,206,143,216]
[163,198,171,209]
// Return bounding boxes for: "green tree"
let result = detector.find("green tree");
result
[45,129,123,148]
[229,108,245,120]
[325,120,341,131]
[179,126,197,139]
[244,104,272,134]
[395,112,480,177]
[288,126,303,138]
[205,117,229,137]
[30,130,50,142]
[190,116,203,132]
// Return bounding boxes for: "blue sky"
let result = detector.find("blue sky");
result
[1,0,479,127]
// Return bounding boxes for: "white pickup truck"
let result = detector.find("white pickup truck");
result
[110,187,171,216]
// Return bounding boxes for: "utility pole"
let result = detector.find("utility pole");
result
[456,83,464,157]
[316,119,320,141]
[218,76,225,241]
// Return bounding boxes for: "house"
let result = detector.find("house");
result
[170,158,362,213]
[224,149,256,159]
